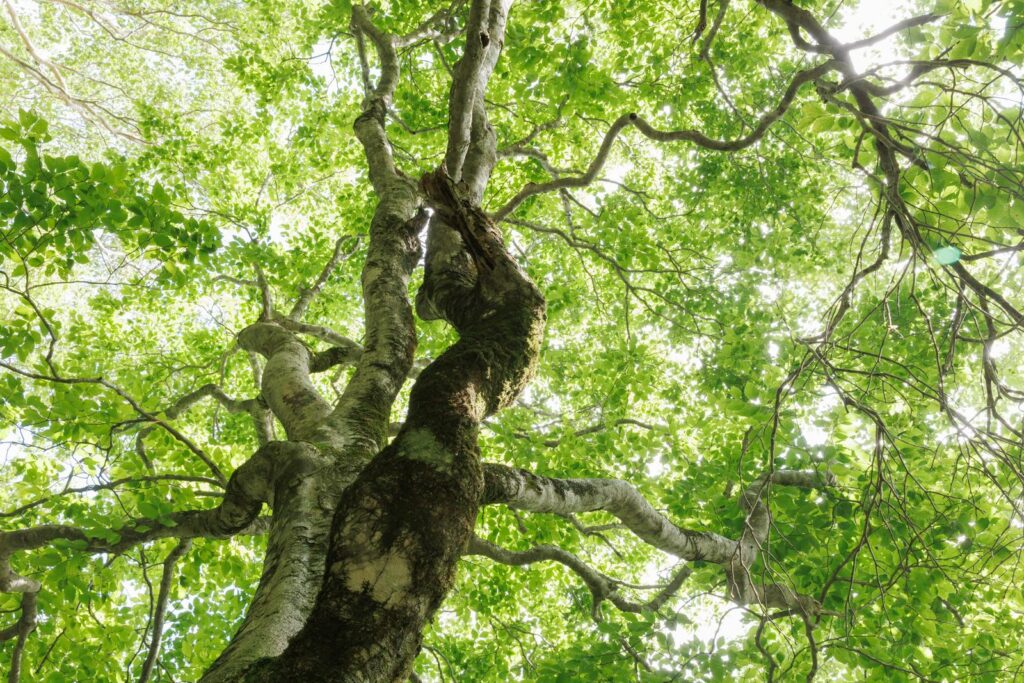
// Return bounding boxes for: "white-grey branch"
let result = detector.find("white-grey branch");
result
[482,464,836,614]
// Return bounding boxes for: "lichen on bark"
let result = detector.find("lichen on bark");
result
[242,166,546,681]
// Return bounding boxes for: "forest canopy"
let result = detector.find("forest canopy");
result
[1,0,1023,680]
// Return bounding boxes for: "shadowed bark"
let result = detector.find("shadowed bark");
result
[241,167,545,681]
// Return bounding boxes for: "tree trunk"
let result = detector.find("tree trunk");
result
[239,170,545,682]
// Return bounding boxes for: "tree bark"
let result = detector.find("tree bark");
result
[242,168,545,682]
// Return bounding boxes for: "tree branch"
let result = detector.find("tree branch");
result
[288,236,356,321]
[0,474,224,520]
[0,591,36,683]
[757,0,1024,328]
[443,0,494,180]
[350,4,400,105]
[0,0,146,143]
[481,464,836,613]
[394,2,463,49]
[467,536,692,617]
[349,4,406,193]
[0,362,227,484]
[138,539,191,683]
[329,5,426,462]
[274,317,362,357]
[456,0,511,202]
[482,463,738,563]
[236,323,333,442]
[491,60,835,222]
[729,470,838,613]
[132,380,271,458]
[0,442,307,597]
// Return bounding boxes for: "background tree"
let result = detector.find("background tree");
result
[1,0,1022,680]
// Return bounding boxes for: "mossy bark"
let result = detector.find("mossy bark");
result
[242,172,545,682]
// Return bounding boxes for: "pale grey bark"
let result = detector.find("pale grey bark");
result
[237,322,335,444]
[331,4,423,460]
[0,3,868,678]
[276,317,362,353]
[204,7,427,678]
[202,446,339,683]
[728,470,837,612]
[459,83,497,204]
[442,0,494,179]
[326,191,422,457]
[482,464,740,564]
[309,345,363,373]
[482,464,835,613]
[456,0,510,202]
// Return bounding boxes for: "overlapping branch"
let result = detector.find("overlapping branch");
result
[0,474,224,520]
[288,236,357,321]
[134,381,272,459]
[754,1,1024,466]
[467,536,692,618]
[0,440,318,622]
[1,0,149,143]
[0,443,288,595]
[0,440,318,682]
[482,463,836,614]
[491,60,835,222]
[138,539,191,683]
[0,361,227,484]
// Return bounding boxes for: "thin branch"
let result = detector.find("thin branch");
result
[0,362,226,484]
[274,317,362,351]
[288,236,356,320]
[466,536,692,616]
[138,539,191,683]
[1,474,224,520]
[491,60,835,222]
[0,0,146,143]
[254,265,273,322]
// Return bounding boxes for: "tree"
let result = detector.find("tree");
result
[1,0,1022,679]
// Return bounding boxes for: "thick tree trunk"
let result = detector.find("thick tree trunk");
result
[239,171,545,682]
[199,443,334,683]
[207,5,535,679]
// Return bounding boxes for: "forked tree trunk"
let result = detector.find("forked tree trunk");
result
[241,170,546,681]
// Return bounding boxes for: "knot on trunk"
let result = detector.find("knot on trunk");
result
[416,166,543,335]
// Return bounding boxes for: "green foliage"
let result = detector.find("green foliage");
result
[0,111,218,279]
[1,0,1023,681]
